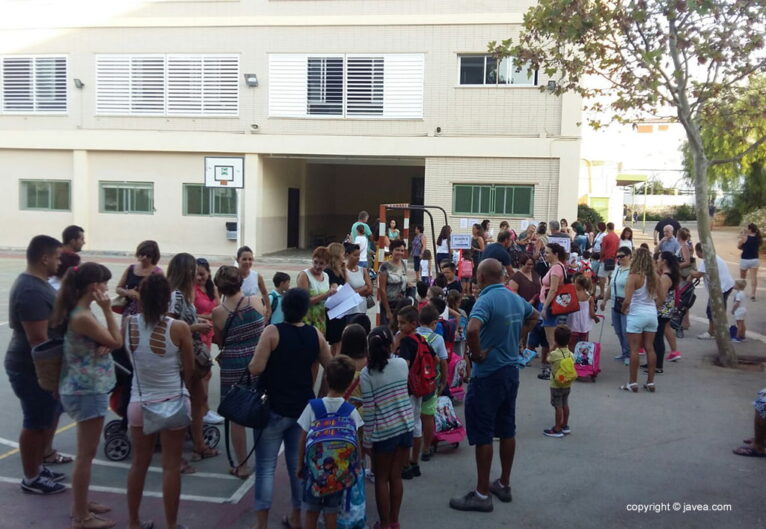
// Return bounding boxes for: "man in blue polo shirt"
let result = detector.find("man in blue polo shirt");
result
[449,258,538,513]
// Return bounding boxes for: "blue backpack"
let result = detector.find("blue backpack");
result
[305,399,360,497]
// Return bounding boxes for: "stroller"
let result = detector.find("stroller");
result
[433,396,466,452]
[103,350,221,461]
[670,279,700,338]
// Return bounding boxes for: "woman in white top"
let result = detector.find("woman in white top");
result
[620,248,658,393]
[297,246,338,336]
[345,242,373,315]
[126,274,194,529]
[435,225,452,269]
[620,227,634,250]
[237,245,272,321]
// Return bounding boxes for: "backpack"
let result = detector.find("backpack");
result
[304,399,360,498]
[554,350,578,385]
[269,291,280,314]
[408,334,438,397]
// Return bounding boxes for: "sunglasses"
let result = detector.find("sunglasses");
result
[616,254,626,259]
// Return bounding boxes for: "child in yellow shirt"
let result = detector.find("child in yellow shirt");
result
[544,325,574,438]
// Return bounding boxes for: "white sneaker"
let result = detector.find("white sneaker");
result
[697,333,714,340]
[623,358,630,366]
[203,410,225,425]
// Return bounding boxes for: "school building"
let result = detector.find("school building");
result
[0,0,581,257]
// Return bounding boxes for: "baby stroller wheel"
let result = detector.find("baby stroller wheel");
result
[104,434,131,461]
[104,419,124,440]
[203,425,221,449]
[452,442,460,449]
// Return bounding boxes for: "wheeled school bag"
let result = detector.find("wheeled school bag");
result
[572,315,604,381]
[433,396,466,451]
[304,399,360,497]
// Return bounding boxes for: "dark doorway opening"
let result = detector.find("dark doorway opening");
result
[410,177,425,228]
[287,188,300,248]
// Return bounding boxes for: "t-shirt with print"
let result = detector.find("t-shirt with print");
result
[354,235,369,263]
[297,396,364,432]
[5,273,56,373]
[380,260,408,301]
[548,347,573,389]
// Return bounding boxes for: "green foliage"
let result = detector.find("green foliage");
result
[723,162,766,225]
[577,203,603,225]
[742,207,766,231]
[634,177,676,195]
[673,204,697,221]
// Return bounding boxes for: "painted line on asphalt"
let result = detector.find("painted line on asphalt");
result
[224,443,283,504]
[0,421,76,460]
[90,456,239,480]
[689,315,766,343]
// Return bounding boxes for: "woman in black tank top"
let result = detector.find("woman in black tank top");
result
[248,288,333,529]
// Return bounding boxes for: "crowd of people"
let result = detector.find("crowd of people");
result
[3,213,763,528]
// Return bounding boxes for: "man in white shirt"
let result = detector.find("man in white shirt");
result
[691,243,735,339]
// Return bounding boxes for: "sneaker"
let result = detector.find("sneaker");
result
[731,338,744,343]
[666,351,681,362]
[537,367,550,380]
[401,465,415,480]
[40,466,65,483]
[638,348,646,356]
[489,479,512,503]
[203,410,225,425]
[366,468,375,483]
[613,354,624,360]
[561,425,571,435]
[449,491,494,512]
[623,358,630,366]
[410,464,421,477]
[543,428,564,438]
[697,333,714,340]
[421,449,433,462]
[20,476,66,495]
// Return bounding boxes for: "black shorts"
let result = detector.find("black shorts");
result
[465,365,519,446]
[6,365,62,430]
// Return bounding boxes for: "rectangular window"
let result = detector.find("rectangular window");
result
[453,184,534,217]
[2,56,67,113]
[307,57,343,116]
[458,55,537,86]
[96,54,239,116]
[183,184,237,216]
[100,182,154,214]
[20,180,71,210]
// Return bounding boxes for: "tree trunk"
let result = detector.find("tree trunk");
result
[689,146,738,367]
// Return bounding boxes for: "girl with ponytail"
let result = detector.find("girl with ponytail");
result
[55,262,122,529]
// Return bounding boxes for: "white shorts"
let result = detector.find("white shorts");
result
[409,395,423,438]
[740,258,760,270]
[734,308,747,321]
[597,265,614,280]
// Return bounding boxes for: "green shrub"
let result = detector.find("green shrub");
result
[724,207,742,226]
[742,207,766,230]
[577,203,604,225]
[672,204,697,221]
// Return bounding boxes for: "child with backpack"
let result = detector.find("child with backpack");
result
[567,275,598,350]
[269,272,290,325]
[297,355,364,529]
[416,304,450,462]
[544,325,577,438]
[359,326,414,529]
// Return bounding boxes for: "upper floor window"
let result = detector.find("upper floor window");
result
[96,54,239,116]
[453,184,534,217]
[100,181,154,214]
[458,55,537,86]
[269,53,423,119]
[20,180,71,210]
[183,184,237,216]
[2,56,67,114]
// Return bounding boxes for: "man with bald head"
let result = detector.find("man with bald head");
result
[450,258,539,513]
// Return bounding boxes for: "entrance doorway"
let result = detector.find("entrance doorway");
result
[287,188,300,248]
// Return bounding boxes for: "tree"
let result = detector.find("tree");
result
[505,0,766,367]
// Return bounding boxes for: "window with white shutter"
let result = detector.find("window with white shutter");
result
[1,55,67,114]
[269,53,423,119]
[96,54,239,117]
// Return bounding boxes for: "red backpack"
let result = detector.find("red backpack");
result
[408,334,438,397]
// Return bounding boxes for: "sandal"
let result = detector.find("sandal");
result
[229,465,251,480]
[44,450,73,465]
[733,445,766,457]
[71,514,116,529]
[88,501,111,514]
[190,447,219,462]
[180,459,196,475]
[643,383,656,393]
[281,514,302,529]
[620,382,638,393]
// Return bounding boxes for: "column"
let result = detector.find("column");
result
[241,153,263,255]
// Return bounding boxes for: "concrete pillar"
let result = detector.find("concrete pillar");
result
[242,153,263,255]
[71,150,91,236]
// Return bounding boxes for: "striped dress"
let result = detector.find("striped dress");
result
[219,302,264,395]
[359,357,414,449]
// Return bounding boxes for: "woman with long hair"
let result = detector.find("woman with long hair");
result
[436,225,452,270]
[325,242,348,356]
[115,240,163,317]
[126,274,194,529]
[620,227,634,250]
[538,243,568,380]
[166,253,218,468]
[388,219,401,241]
[675,227,695,332]
[651,252,680,373]
[344,242,373,319]
[738,223,762,301]
[249,288,333,529]
[297,246,337,336]
[621,248,659,393]
[55,263,121,529]
[471,224,486,268]
[600,247,633,365]
[212,266,265,479]
[193,257,224,425]
[237,246,272,321]
[509,255,546,353]
[590,222,607,279]
[360,326,414,529]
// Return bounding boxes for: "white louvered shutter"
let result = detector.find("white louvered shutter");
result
[383,54,424,119]
[2,57,33,112]
[202,55,238,116]
[130,55,165,114]
[96,55,131,114]
[167,55,203,115]
[346,56,384,116]
[268,54,309,118]
[35,57,67,112]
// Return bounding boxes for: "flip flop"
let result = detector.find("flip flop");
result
[733,445,766,457]
[229,466,251,480]
[180,459,197,474]
[281,514,301,529]
[190,447,219,462]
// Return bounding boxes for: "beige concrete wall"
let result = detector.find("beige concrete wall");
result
[257,156,307,254]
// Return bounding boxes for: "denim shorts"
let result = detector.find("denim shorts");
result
[542,307,569,328]
[61,393,109,423]
[302,487,343,513]
[6,366,62,430]
[754,388,766,420]
[372,430,413,454]
[465,365,519,446]
[626,311,658,334]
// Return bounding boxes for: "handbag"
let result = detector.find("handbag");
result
[218,370,270,430]
[603,258,616,272]
[31,338,64,392]
[111,295,128,315]
[366,295,376,310]
[550,264,579,316]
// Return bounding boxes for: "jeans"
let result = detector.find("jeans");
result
[254,411,302,511]
[612,308,629,359]
[413,255,421,274]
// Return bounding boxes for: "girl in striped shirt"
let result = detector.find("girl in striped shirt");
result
[360,326,415,529]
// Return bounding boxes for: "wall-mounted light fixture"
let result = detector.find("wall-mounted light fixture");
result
[73,78,85,89]
[244,73,259,87]
[435,126,442,134]
[546,80,557,93]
